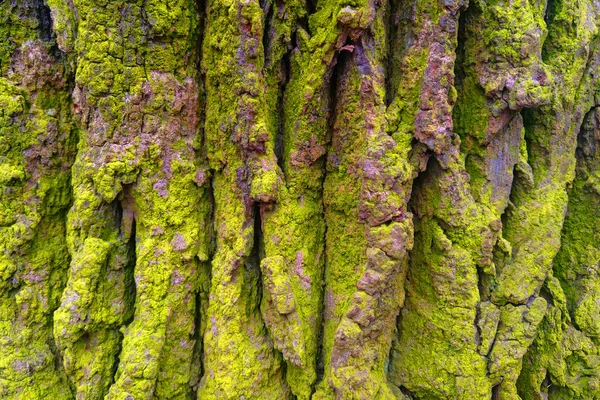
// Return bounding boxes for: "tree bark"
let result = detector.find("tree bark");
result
[1,0,600,399]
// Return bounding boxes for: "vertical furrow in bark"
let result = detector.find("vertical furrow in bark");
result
[190,1,211,395]
[490,0,600,314]
[51,4,138,394]
[485,0,600,397]
[259,0,377,397]
[0,1,76,398]
[49,1,211,398]
[386,0,412,106]
[389,0,600,397]
[109,1,210,397]
[260,0,324,398]
[518,105,600,400]
[318,42,369,398]
[393,153,497,399]
[517,36,600,400]
[385,0,471,397]
[435,1,554,398]
[489,0,599,301]
[198,0,288,398]
[315,0,420,397]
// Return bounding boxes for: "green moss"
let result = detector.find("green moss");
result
[198,0,293,397]
[389,159,494,399]
[4,0,600,397]
[518,107,600,398]
[50,1,213,398]
[0,3,78,396]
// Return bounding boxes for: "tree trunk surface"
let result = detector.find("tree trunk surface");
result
[1,0,600,399]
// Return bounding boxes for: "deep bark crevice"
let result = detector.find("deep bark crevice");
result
[250,203,264,305]
[262,0,274,65]
[314,265,326,389]
[306,0,317,18]
[520,108,537,186]
[544,0,558,30]
[399,384,416,398]
[123,218,137,327]
[385,0,415,106]
[454,3,468,93]
[35,0,53,42]
[312,32,351,394]
[189,287,203,398]
[274,35,292,173]
[541,0,559,63]
[491,383,501,400]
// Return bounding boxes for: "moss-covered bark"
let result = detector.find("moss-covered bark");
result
[2,0,600,399]
[0,1,76,397]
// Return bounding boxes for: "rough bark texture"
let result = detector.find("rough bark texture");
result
[2,0,600,399]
